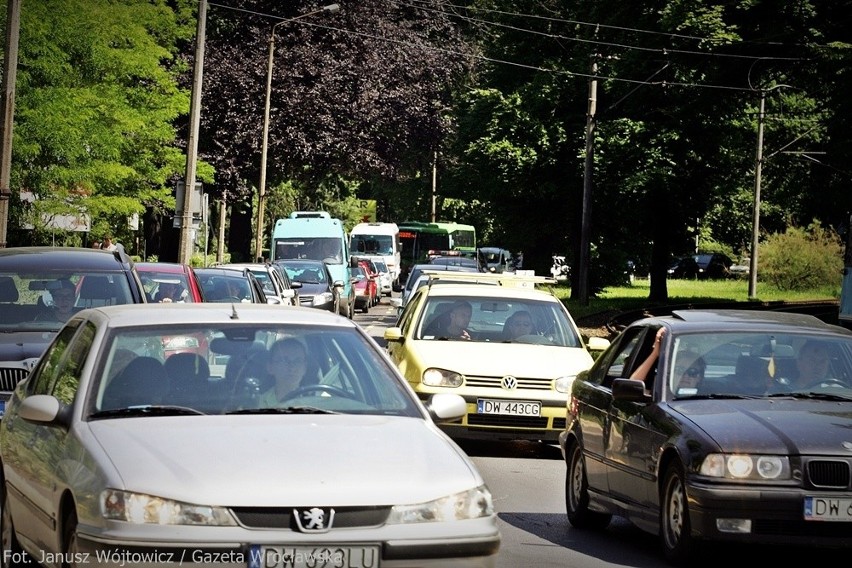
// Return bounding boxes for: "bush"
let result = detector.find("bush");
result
[759,223,843,291]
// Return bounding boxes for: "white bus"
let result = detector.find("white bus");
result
[349,222,401,289]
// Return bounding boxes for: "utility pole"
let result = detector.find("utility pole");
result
[577,55,598,305]
[0,0,21,249]
[430,149,438,222]
[748,89,766,300]
[178,0,207,264]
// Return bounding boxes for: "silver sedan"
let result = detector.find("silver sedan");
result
[0,304,499,568]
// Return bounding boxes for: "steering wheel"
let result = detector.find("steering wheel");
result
[804,378,850,389]
[282,384,358,401]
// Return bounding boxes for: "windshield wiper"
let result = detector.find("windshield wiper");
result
[676,393,761,400]
[766,392,852,402]
[227,406,339,415]
[90,405,207,419]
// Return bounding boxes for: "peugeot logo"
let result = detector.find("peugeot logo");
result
[501,376,518,390]
[293,507,335,533]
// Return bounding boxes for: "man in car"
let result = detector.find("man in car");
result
[424,300,472,340]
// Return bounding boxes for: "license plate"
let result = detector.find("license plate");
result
[477,398,541,416]
[804,496,852,521]
[248,545,380,568]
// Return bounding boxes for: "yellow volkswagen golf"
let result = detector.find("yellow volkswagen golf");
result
[384,272,609,442]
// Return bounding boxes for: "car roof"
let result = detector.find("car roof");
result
[416,281,561,302]
[136,262,192,274]
[76,303,355,328]
[0,246,134,270]
[642,309,851,335]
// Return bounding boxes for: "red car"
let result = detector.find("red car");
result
[136,262,207,357]
[136,261,205,303]
[356,258,380,307]
[352,265,376,313]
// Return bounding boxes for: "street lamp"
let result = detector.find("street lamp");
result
[254,3,340,262]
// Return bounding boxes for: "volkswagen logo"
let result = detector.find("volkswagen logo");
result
[501,376,518,390]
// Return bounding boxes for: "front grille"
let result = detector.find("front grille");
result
[467,414,549,429]
[0,368,27,392]
[230,506,390,529]
[464,375,553,391]
[807,460,851,488]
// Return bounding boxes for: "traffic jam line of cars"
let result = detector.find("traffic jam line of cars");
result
[1,245,850,566]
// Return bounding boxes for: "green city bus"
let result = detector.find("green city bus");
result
[397,221,477,283]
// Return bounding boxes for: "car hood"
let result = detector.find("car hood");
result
[0,330,57,361]
[294,282,329,295]
[87,414,480,506]
[671,398,852,454]
[412,340,593,377]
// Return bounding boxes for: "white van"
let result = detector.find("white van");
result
[349,222,401,290]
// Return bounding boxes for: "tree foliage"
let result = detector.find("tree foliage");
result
[6,0,197,246]
[760,222,843,291]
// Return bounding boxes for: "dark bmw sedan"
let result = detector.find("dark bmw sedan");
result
[0,246,147,410]
[560,309,852,565]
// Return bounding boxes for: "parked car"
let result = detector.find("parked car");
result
[216,262,299,306]
[669,253,732,279]
[477,247,513,273]
[384,273,610,442]
[0,246,147,410]
[136,261,205,303]
[560,309,852,564]
[352,265,374,314]
[274,258,341,313]
[0,303,500,566]
[667,256,700,279]
[194,267,268,304]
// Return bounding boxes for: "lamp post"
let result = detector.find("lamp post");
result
[254,3,340,262]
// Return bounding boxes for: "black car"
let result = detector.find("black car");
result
[194,267,268,304]
[0,246,147,408]
[273,258,341,313]
[560,309,852,565]
[669,253,732,279]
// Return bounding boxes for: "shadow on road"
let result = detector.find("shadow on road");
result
[455,438,563,460]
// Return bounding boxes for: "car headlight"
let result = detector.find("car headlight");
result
[699,454,790,480]
[101,490,237,525]
[313,292,333,305]
[554,376,576,393]
[387,485,494,524]
[423,368,463,387]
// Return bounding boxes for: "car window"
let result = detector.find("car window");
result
[89,324,421,417]
[593,327,645,388]
[26,321,83,396]
[415,294,582,347]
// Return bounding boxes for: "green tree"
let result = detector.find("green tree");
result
[6,0,198,247]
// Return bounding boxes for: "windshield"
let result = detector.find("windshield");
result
[669,332,852,399]
[89,324,420,417]
[350,234,394,256]
[0,271,134,332]
[416,295,582,347]
[275,238,342,264]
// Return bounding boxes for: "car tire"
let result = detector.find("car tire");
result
[661,462,697,565]
[565,441,611,530]
[62,508,79,568]
[1,480,29,567]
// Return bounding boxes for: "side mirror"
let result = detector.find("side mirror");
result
[383,327,403,343]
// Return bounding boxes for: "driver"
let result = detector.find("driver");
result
[792,340,830,388]
[259,338,310,407]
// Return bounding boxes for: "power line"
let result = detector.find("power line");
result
[206,1,765,93]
